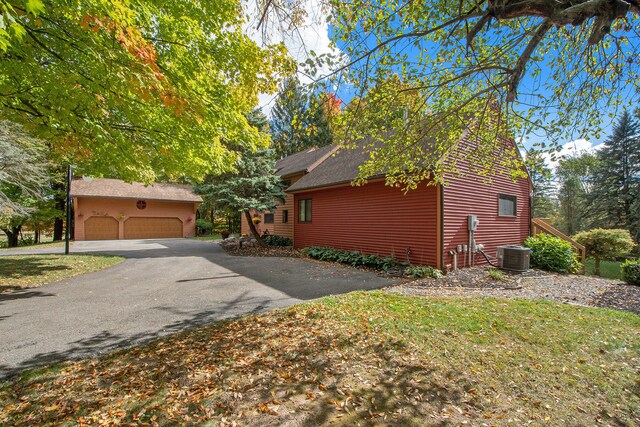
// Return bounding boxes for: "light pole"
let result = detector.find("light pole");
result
[65,164,73,255]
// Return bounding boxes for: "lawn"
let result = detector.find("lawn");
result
[0,234,67,250]
[1,292,637,426]
[584,259,623,280]
[0,255,124,292]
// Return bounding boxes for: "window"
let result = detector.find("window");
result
[298,199,312,222]
[498,194,517,216]
[282,210,289,223]
[264,213,274,224]
[136,200,147,210]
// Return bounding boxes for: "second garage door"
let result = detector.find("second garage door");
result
[123,217,183,239]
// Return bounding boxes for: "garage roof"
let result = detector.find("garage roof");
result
[71,178,202,202]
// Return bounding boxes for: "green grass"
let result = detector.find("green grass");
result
[1,292,637,426]
[190,233,222,241]
[584,259,623,280]
[0,255,124,292]
[0,233,67,250]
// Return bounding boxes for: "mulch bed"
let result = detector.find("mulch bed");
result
[387,266,640,315]
[221,243,301,258]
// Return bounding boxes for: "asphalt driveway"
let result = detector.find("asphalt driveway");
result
[0,239,397,378]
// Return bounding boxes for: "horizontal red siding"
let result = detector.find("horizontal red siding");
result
[294,181,438,266]
[443,135,531,269]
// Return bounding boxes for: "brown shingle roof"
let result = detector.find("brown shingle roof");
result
[286,136,438,192]
[71,178,202,202]
[275,145,338,178]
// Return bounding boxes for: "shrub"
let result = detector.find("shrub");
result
[621,258,640,286]
[573,229,635,276]
[404,265,443,279]
[195,219,213,236]
[487,267,507,282]
[524,234,582,273]
[263,235,293,247]
[301,246,401,271]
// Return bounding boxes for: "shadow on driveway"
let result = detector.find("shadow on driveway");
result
[0,239,398,379]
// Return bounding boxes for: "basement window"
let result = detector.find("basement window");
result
[298,199,312,222]
[264,213,274,224]
[498,194,517,217]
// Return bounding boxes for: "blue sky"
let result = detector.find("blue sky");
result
[249,0,637,155]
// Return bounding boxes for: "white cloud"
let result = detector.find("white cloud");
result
[243,0,344,114]
[542,138,604,170]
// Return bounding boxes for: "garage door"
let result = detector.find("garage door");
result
[85,216,119,240]
[123,217,183,239]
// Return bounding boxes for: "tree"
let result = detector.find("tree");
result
[587,111,640,241]
[525,148,556,219]
[0,0,293,182]
[574,228,635,276]
[194,150,286,245]
[270,79,335,157]
[257,0,640,186]
[0,120,48,216]
[555,153,599,235]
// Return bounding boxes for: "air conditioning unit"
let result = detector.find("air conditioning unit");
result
[496,245,531,272]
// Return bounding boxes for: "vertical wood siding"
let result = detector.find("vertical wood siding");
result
[294,181,438,266]
[442,136,531,269]
[240,174,301,238]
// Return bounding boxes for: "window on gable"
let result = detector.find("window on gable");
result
[264,213,274,224]
[498,194,517,217]
[298,199,312,222]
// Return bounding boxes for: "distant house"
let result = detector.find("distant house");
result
[71,178,202,241]
[243,132,531,269]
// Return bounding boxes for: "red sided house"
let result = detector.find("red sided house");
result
[242,134,532,270]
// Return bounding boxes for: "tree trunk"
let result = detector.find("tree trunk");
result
[34,230,40,244]
[2,225,21,248]
[595,257,601,276]
[243,210,265,246]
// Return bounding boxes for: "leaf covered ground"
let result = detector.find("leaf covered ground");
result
[1,292,638,426]
[0,255,124,292]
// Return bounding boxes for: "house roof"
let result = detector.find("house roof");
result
[71,178,202,203]
[286,144,379,192]
[275,145,338,178]
[286,135,439,192]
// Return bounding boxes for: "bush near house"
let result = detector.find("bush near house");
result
[263,235,293,247]
[621,258,640,286]
[573,229,635,276]
[524,234,582,273]
[195,219,213,236]
[404,265,443,279]
[301,246,401,271]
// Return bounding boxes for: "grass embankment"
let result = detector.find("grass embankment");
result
[0,255,124,292]
[584,259,623,280]
[1,292,638,426]
[190,233,222,241]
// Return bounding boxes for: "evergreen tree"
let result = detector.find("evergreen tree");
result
[270,79,310,157]
[194,150,285,246]
[555,153,599,235]
[525,148,556,219]
[270,79,336,157]
[587,111,640,242]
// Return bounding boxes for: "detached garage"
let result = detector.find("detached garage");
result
[71,178,202,241]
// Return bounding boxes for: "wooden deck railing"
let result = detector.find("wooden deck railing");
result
[532,218,586,272]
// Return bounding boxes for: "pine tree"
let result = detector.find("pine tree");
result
[587,111,640,242]
[270,79,310,157]
[194,150,285,246]
[270,80,336,157]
